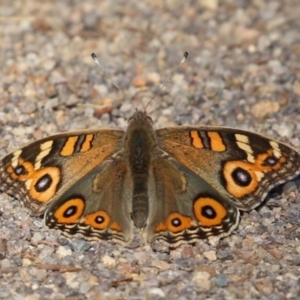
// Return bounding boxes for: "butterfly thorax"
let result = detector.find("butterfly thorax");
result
[124,110,157,229]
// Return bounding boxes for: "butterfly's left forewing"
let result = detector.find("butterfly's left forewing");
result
[156,126,300,211]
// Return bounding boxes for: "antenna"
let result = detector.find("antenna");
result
[91,53,128,101]
[144,51,189,111]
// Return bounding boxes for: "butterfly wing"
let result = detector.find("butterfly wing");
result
[0,129,137,243]
[145,155,239,245]
[44,154,133,243]
[156,126,300,211]
[0,129,125,214]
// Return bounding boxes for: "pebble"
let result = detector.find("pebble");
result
[56,246,72,259]
[147,288,166,297]
[192,271,211,290]
[215,274,229,287]
[31,232,44,243]
[254,278,274,293]
[22,258,33,267]
[69,239,92,252]
[203,250,217,261]
[251,101,280,119]
[101,255,116,268]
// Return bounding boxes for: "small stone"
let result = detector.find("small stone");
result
[63,272,80,289]
[147,287,165,297]
[56,246,72,259]
[208,236,220,247]
[69,239,92,252]
[119,102,132,113]
[0,289,11,299]
[192,271,211,290]
[102,255,116,268]
[31,232,43,243]
[66,94,80,106]
[24,294,40,300]
[43,59,56,71]
[79,282,93,294]
[133,75,146,87]
[0,258,11,269]
[146,72,160,84]
[38,246,55,260]
[251,100,280,119]
[35,269,48,282]
[22,258,32,267]
[215,274,229,287]
[0,239,7,260]
[20,100,37,114]
[152,260,172,271]
[58,237,69,246]
[254,278,274,293]
[203,250,217,261]
[196,265,217,276]
[198,0,218,10]
[50,71,67,85]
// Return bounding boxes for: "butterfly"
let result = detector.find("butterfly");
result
[0,108,299,247]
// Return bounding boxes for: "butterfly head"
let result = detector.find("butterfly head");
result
[127,110,153,128]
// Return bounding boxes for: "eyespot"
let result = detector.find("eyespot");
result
[27,167,61,203]
[14,165,27,175]
[54,198,85,224]
[193,197,227,226]
[35,173,52,192]
[255,149,286,171]
[263,155,278,166]
[223,161,260,198]
[84,211,110,230]
[155,212,192,233]
[231,167,252,186]
[6,158,34,181]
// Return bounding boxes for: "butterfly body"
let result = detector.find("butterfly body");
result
[0,110,299,246]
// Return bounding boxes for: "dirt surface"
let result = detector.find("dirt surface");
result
[0,1,300,299]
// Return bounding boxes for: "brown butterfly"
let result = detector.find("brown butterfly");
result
[1,108,299,246]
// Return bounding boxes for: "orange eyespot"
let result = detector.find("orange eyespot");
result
[84,210,121,231]
[28,167,61,203]
[255,149,286,171]
[223,161,259,198]
[155,212,192,233]
[7,158,34,181]
[193,197,227,227]
[84,211,110,230]
[54,198,85,224]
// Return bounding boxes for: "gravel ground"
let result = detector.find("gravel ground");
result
[0,0,300,299]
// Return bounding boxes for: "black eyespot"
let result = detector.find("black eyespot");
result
[14,165,27,175]
[232,167,252,186]
[201,205,217,219]
[63,206,77,218]
[95,216,104,224]
[35,174,52,192]
[171,218,182,227]
[263,156,278,166]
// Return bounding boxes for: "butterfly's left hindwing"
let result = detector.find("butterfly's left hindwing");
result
[145,156,240,246]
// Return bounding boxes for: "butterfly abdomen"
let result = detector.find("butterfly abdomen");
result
[125,113,156,229]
